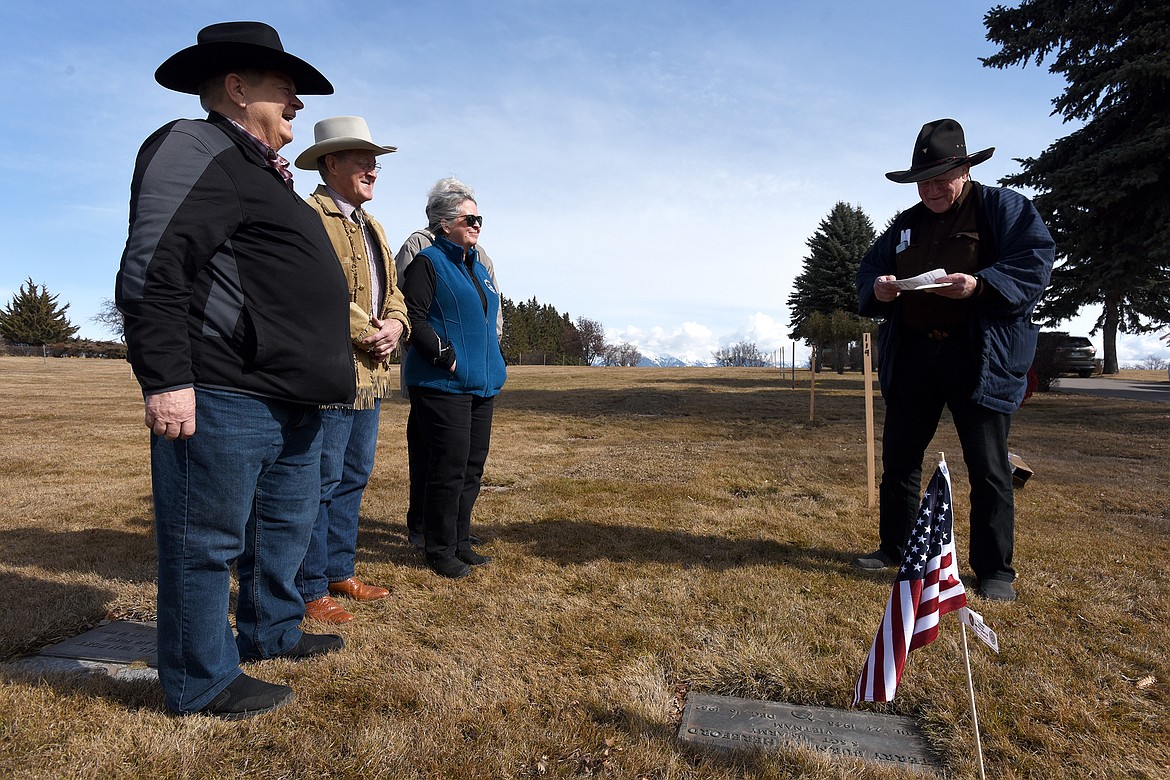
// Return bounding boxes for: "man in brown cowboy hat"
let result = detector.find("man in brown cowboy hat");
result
[292,117,409,624]
[116,22,354,719]
[854,118,1055,603]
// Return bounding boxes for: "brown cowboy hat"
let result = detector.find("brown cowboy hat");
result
[885,118,994,183]
[155,21,333,95]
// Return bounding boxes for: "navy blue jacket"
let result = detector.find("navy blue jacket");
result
[402,237,506,397]
[857,183,1055,413]
[116,113,355,405]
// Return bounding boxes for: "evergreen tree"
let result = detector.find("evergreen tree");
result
[558,313,584,364]
[0,277,79,345]
[787,202,876,371]
[498,294,589,365]
[787,202,876,337]
[983,0,1170,373]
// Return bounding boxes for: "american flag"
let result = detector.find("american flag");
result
[854,459,968,705]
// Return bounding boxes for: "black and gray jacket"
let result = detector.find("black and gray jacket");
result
[116,113,354,405]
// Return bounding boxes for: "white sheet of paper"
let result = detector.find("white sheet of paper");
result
[891,268,948,291]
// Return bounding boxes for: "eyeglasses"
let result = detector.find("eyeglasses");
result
[450,214,483,228]
[338,154,380,172]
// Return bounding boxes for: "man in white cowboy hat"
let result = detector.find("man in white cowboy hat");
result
[292,117,409,624]
[854,118,1055,603]
[116,21,353,720]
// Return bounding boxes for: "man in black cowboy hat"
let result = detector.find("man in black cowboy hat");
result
[854,119,1055,602]
[116,22,355,719]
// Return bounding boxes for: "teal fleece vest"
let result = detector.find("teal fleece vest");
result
[403,239,506,397]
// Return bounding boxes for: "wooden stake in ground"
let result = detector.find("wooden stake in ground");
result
[863,333,876,507]
[808,345,816,422]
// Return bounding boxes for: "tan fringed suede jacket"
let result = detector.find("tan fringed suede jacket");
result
[308,186,410,410]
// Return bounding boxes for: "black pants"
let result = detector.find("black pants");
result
[878,333,1015,583]
[407,387,495,560]
[405,392,426,545]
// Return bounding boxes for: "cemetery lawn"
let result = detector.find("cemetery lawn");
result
[0,356,1167,779]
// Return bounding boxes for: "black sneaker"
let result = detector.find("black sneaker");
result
[975,579,1017,602]
[854,549,899,570]
[281,632,345,659]
[197,673,293,720]
[456,548,492,566]
[427,555,472,579]
[241,632,345,662]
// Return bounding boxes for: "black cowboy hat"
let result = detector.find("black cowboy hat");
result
[885,118,994,183]
[155,21,333,95]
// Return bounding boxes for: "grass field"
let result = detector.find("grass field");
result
[0,356,1167,779]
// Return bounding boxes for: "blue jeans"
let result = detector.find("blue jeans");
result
[151,387,322,714]
[297,402,381,601]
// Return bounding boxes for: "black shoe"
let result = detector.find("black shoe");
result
[427,556,472,579]
[456,548,492,566]
[854,549,899,570]
[197,673,293,720]
[281,632,345,659]
[408,528,425,549]
[243,632,345,662]
[975,579,1017,602]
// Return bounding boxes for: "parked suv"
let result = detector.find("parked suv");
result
[1035,332,1097,378]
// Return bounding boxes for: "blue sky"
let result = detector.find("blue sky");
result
[2,0,1166,365]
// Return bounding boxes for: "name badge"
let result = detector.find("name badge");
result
[896,229,911,254]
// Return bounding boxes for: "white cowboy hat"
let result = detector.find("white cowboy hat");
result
[293,116,397,170]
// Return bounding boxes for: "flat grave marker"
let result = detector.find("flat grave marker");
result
[38,620,157,667]
[678,693,938,773]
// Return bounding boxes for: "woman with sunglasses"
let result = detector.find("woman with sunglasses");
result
[400,178,507,579]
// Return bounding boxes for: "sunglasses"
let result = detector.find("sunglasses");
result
[450,214,483,228]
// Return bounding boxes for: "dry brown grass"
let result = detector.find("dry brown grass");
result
[1,356,1167,779]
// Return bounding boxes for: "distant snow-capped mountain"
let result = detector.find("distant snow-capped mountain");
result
[635,349,712,368]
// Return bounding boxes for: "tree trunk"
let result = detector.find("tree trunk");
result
[833,339,847,374]
[1102,292,1120,374]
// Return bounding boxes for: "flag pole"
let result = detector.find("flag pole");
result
[960,624,986,780]
[946,444,985,780]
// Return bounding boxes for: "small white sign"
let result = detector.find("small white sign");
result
[958,606,999,653]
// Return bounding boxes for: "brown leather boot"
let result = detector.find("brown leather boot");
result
[303,595,354,624]
[328,577,390,601]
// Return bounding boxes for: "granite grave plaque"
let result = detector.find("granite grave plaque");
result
[4,654,159,682]
[678,693,937,773]
[38,620,157,667]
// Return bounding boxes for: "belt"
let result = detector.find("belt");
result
[925,329,951,341]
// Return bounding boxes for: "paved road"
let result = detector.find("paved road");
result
[1054,376,1170,404]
